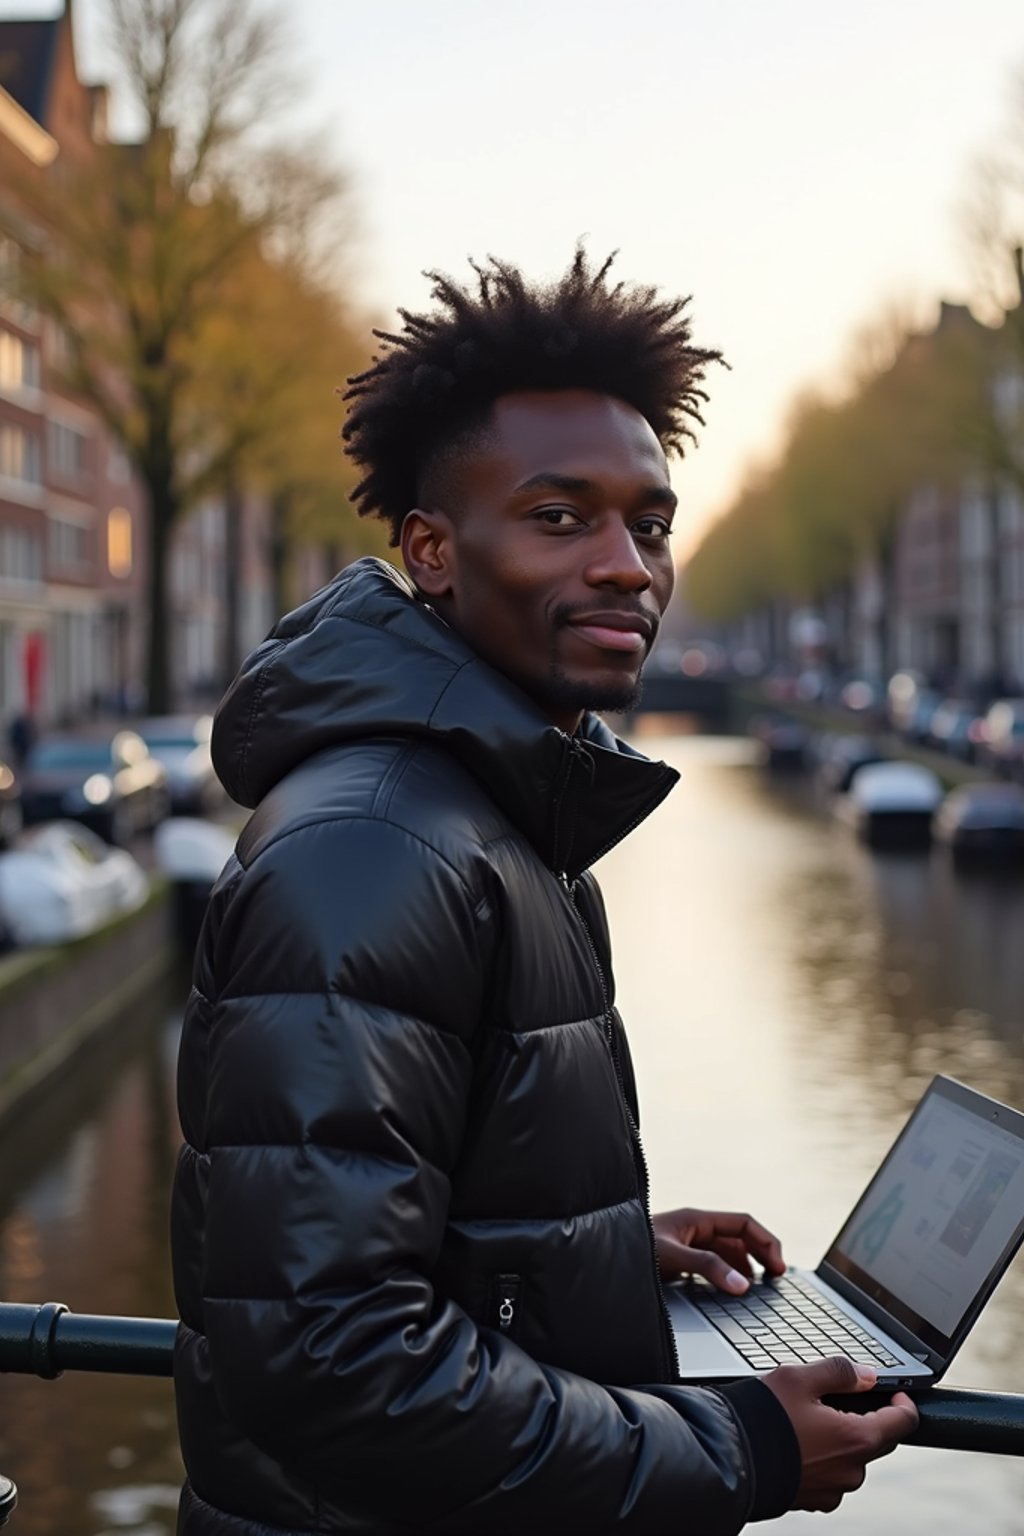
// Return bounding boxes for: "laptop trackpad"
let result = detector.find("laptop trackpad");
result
[674,1331,745,1374]
[663,1283,746,1377]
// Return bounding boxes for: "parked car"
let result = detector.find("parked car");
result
[934,784,1024,863]
[834,761,943,848]
[980,699,1024,779]
[136,714,220,814]
[0,821,148,944]
[900,690,942,743]
[927,699,987,763]
[20,730,170,843]
[0,758,22,848]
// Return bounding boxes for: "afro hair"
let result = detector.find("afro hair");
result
[342,247,723,544]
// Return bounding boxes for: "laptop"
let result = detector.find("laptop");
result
[665,1075,1024,1387]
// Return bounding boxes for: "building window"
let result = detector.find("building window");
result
[0,526,43,585]
[0,330,40,392]
[48,319,75,375]
[1001,489,1024,538]
[107,443,131,484]
[49,516,91,569]
[0,236,36,328]
[0,236,29,322]
[107,506,132,576]
[0,236,20,289]
[0,424,42,484]
[48,418,90,480]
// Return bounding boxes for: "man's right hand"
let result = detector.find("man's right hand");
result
[762,1356,920,1513]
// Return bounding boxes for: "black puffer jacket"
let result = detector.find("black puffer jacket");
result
[172,558,799,1535]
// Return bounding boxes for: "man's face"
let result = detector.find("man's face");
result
[402,390,676,732]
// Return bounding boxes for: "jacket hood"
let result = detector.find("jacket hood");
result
[212,558,678,877]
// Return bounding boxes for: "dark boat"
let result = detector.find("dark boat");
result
[752,715,810,770]
[817,734,888,795]
[934,783,1024,864]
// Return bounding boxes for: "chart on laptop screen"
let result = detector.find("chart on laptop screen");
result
[834,1094,1024,1337]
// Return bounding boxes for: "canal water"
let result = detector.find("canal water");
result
[3,728,1024,1532]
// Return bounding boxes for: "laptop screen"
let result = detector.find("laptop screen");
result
[823,1076,1024,1356]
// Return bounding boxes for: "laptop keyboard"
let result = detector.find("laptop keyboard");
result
[690,1274,903,1371]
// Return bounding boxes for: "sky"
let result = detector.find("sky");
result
[6,0,1024,557]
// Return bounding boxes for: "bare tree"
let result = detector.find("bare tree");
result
[960,63,1024,326]
[18,0,354,711]
[955,61,1024,499]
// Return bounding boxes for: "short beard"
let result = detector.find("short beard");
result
[535,666,644,719]
[535,600,655,719]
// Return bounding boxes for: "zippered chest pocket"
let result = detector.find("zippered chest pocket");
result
[488,1273,522,1340]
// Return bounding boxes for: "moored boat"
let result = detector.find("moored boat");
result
[834,761,943,848]
[816,734,888,795]
[934,783,1024,864]
[752,714,811,770]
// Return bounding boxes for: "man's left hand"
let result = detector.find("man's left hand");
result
[653,1207,786,1293]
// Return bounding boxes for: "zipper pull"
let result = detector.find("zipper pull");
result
[491,1274,521,1336]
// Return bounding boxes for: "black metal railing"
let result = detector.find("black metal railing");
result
[0,1302,176,1379]
[0,1303,177,1527]
[3,1302,1024,1523]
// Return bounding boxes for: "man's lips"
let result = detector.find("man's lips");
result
[564,613,653,654]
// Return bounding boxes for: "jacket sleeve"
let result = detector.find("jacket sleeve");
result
[197,815,786,1534]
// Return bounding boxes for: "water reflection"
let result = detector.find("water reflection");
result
[605,731,1024,1534]
[0,988,183,1536]
[5,733,1024,1532]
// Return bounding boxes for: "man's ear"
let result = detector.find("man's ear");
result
[401,508,454,599]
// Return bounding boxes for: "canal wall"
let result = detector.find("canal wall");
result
[0,883,176,1127]
[732,686,987,788]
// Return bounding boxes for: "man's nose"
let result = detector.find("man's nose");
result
[584,520,652,592]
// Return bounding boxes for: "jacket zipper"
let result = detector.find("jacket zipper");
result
[551,727,677,880]
[561,870,680,1380]
[490,1273,522,1339]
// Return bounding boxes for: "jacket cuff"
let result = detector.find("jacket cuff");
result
[717,1378,801,1521]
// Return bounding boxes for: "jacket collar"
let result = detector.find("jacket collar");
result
[213,558,679,878]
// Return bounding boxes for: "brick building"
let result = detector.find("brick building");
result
[0,2,146,728]
[0,3,296,727]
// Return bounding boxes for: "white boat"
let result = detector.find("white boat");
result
[834,761,943,847]
[0,822,149,946]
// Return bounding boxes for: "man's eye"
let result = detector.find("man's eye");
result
[634,517,673,541]
[536,507,583,528]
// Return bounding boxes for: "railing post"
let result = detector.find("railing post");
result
[0,1477,16,1528]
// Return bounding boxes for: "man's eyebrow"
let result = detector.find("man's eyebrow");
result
[513,472,678,512]
[643,485,678,512]
[513,473,595,496]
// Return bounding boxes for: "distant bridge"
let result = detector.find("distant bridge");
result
[633,673,733,724]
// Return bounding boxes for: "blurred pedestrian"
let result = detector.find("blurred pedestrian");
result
[7,709,35,770]
[172,249,917,1535]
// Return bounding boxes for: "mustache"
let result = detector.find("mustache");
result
[551,601,659,642]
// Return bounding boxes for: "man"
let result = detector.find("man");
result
[172,250,917,1535]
